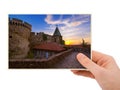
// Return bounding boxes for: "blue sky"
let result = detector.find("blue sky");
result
[9,14,91,45]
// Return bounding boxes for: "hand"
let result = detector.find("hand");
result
[71,51,120,90]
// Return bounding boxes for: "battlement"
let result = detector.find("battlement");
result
[12,18,23,23]
[31,32,45,36]
[9,18,32,30]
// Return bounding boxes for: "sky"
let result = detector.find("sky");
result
[9,14,91,45]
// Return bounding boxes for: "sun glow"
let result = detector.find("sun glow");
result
[65,40,72,45]
[65,40,79,45]
[65,39,91,45]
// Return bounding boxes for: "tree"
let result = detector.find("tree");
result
[43,34,47,41]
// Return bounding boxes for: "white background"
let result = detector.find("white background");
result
[0,0,120,90]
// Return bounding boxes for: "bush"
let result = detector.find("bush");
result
[26,51,34,59]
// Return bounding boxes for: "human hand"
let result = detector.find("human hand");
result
[71,51,120,90]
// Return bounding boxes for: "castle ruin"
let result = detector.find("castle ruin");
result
[9,18,65,59]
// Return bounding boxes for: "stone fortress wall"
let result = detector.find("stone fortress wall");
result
[30,32,54,47]
[9,18,32,59]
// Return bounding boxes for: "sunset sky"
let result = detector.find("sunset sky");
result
[9,14,91,45]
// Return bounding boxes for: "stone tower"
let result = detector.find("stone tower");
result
[53,26,63,44]
[9,18,32,59]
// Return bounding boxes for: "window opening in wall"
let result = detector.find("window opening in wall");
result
[9,36,12,38]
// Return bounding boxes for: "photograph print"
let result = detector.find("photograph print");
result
[9,14,91,69]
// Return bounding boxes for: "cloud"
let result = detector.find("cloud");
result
[44,15,88,27]
[45,15,61,25]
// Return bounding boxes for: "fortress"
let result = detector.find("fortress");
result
[9,18,65,59]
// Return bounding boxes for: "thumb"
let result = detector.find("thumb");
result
[77,53,102,75]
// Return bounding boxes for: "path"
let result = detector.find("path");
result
[53,52,90,69]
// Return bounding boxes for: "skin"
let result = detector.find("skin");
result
[71,51,120,90]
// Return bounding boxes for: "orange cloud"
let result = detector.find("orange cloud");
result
[70,21,82,27]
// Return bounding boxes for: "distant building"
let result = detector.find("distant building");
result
[33,42,65,59]
[53,26,63,44]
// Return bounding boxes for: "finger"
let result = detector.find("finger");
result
[76,53,102,75]
[71,70,94,78]
[92,51,108,62]
[92,51,118,68]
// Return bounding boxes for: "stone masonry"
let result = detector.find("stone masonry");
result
[9,18,32,59]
